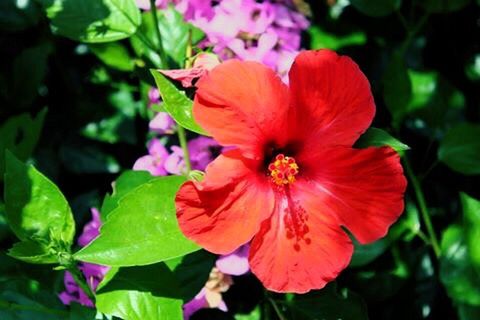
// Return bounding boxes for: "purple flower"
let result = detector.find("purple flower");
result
[148,87,161,107]
[165,137,220,175]
[59,208,109,307]
[183,245,249,319]
[216,244,250,276]
[149,112,176,134]
[133,138,170,176]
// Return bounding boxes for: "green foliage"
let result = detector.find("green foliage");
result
[96,263,183,320]
[438,123,480,175]
[100,170,155,219]
[350,0,401,17]
[309,26,366,50]
[440,224,480,306]
[421,0,471,13]
[284,283,368,320]
[40,0,141,43]
[74,176,199,266]
[4,152,75,263]
[383,51,412,128]
[131,7,204,68]
[461,193,480,272]
[354,127,410,155]
[0,109,46,181]
[0,0,42,32]
[89,42,135,71]
[151,69,207,134]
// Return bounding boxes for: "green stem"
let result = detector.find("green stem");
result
[177,125,192,174]
[403,156,441,257]
[268,298,287,320]
[0,300,69,316]
[68,265,96,303]
[150,0,168,68]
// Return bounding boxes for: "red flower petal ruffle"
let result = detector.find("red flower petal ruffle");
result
[194,60,290,159]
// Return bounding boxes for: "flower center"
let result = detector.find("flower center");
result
[268,154,299,186]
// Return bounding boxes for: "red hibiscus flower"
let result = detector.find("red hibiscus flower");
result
[175,50,407,293]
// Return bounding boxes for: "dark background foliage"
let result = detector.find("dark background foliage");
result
[1,0,479,319]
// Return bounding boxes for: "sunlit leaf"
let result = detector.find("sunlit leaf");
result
[89,42,135,71]
[74,176,199,266]
[460,193,480,272]
[309,26,366,50]
[151,69,207,134]
[354,127,410,155]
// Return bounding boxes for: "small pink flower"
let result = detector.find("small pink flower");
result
[149,112,176,134]
[133,138,170,176]
[160,53,220,88]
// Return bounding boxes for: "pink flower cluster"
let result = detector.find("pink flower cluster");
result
[137,0,309,78]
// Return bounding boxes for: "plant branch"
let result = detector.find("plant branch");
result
[268,298,287,320]
[403,156,441,257]
[150,0,168,68]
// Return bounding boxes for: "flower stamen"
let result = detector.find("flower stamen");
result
[268,154,299,186]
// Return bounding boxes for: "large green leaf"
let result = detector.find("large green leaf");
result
[41,0,141,43]
[151,69,207,134]
[438,123,480,175]
[96,263,183,320]
[440,225,480,306]
[350,0,401,17]
[100,170,155,219]
[461,193,480,272]
[0,109,47,181]
[74,176,199,266]
[354,127,410,155]
[4,152,75,248]
[285,282,369,320]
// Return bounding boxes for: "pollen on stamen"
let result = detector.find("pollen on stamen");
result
[268,153,299,186]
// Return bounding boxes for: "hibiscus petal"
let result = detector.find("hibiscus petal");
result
[288,50,375,149]
[193,60,290,159]
[249,183,353,293]
[301,146,407,244]
[176,151,274,254]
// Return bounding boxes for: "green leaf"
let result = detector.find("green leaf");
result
[383,51,412,128]
[151,69,207,134]
[408,71,465,131]
[421,0,470,13]
[4,152,75,247]
[165,250,216,301]
[0,0,42,32]
[40,0,141,43]
[96,263,183,320]
[100,170,155,219]
[0,109,47,181]
[438,123,480,175]
[308,26,366,50]
[440,225,480,306]
[350,237,390,267]
[460,193,480,272]
[74,176,200,266]
[68,303,96,320]
[131,8,204,68]
[285,282,369,320]
[235,307,261,320]
[89,42,135,71]
[354,127,410,155]
[350,0,401,17]
[8,241,57,264]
